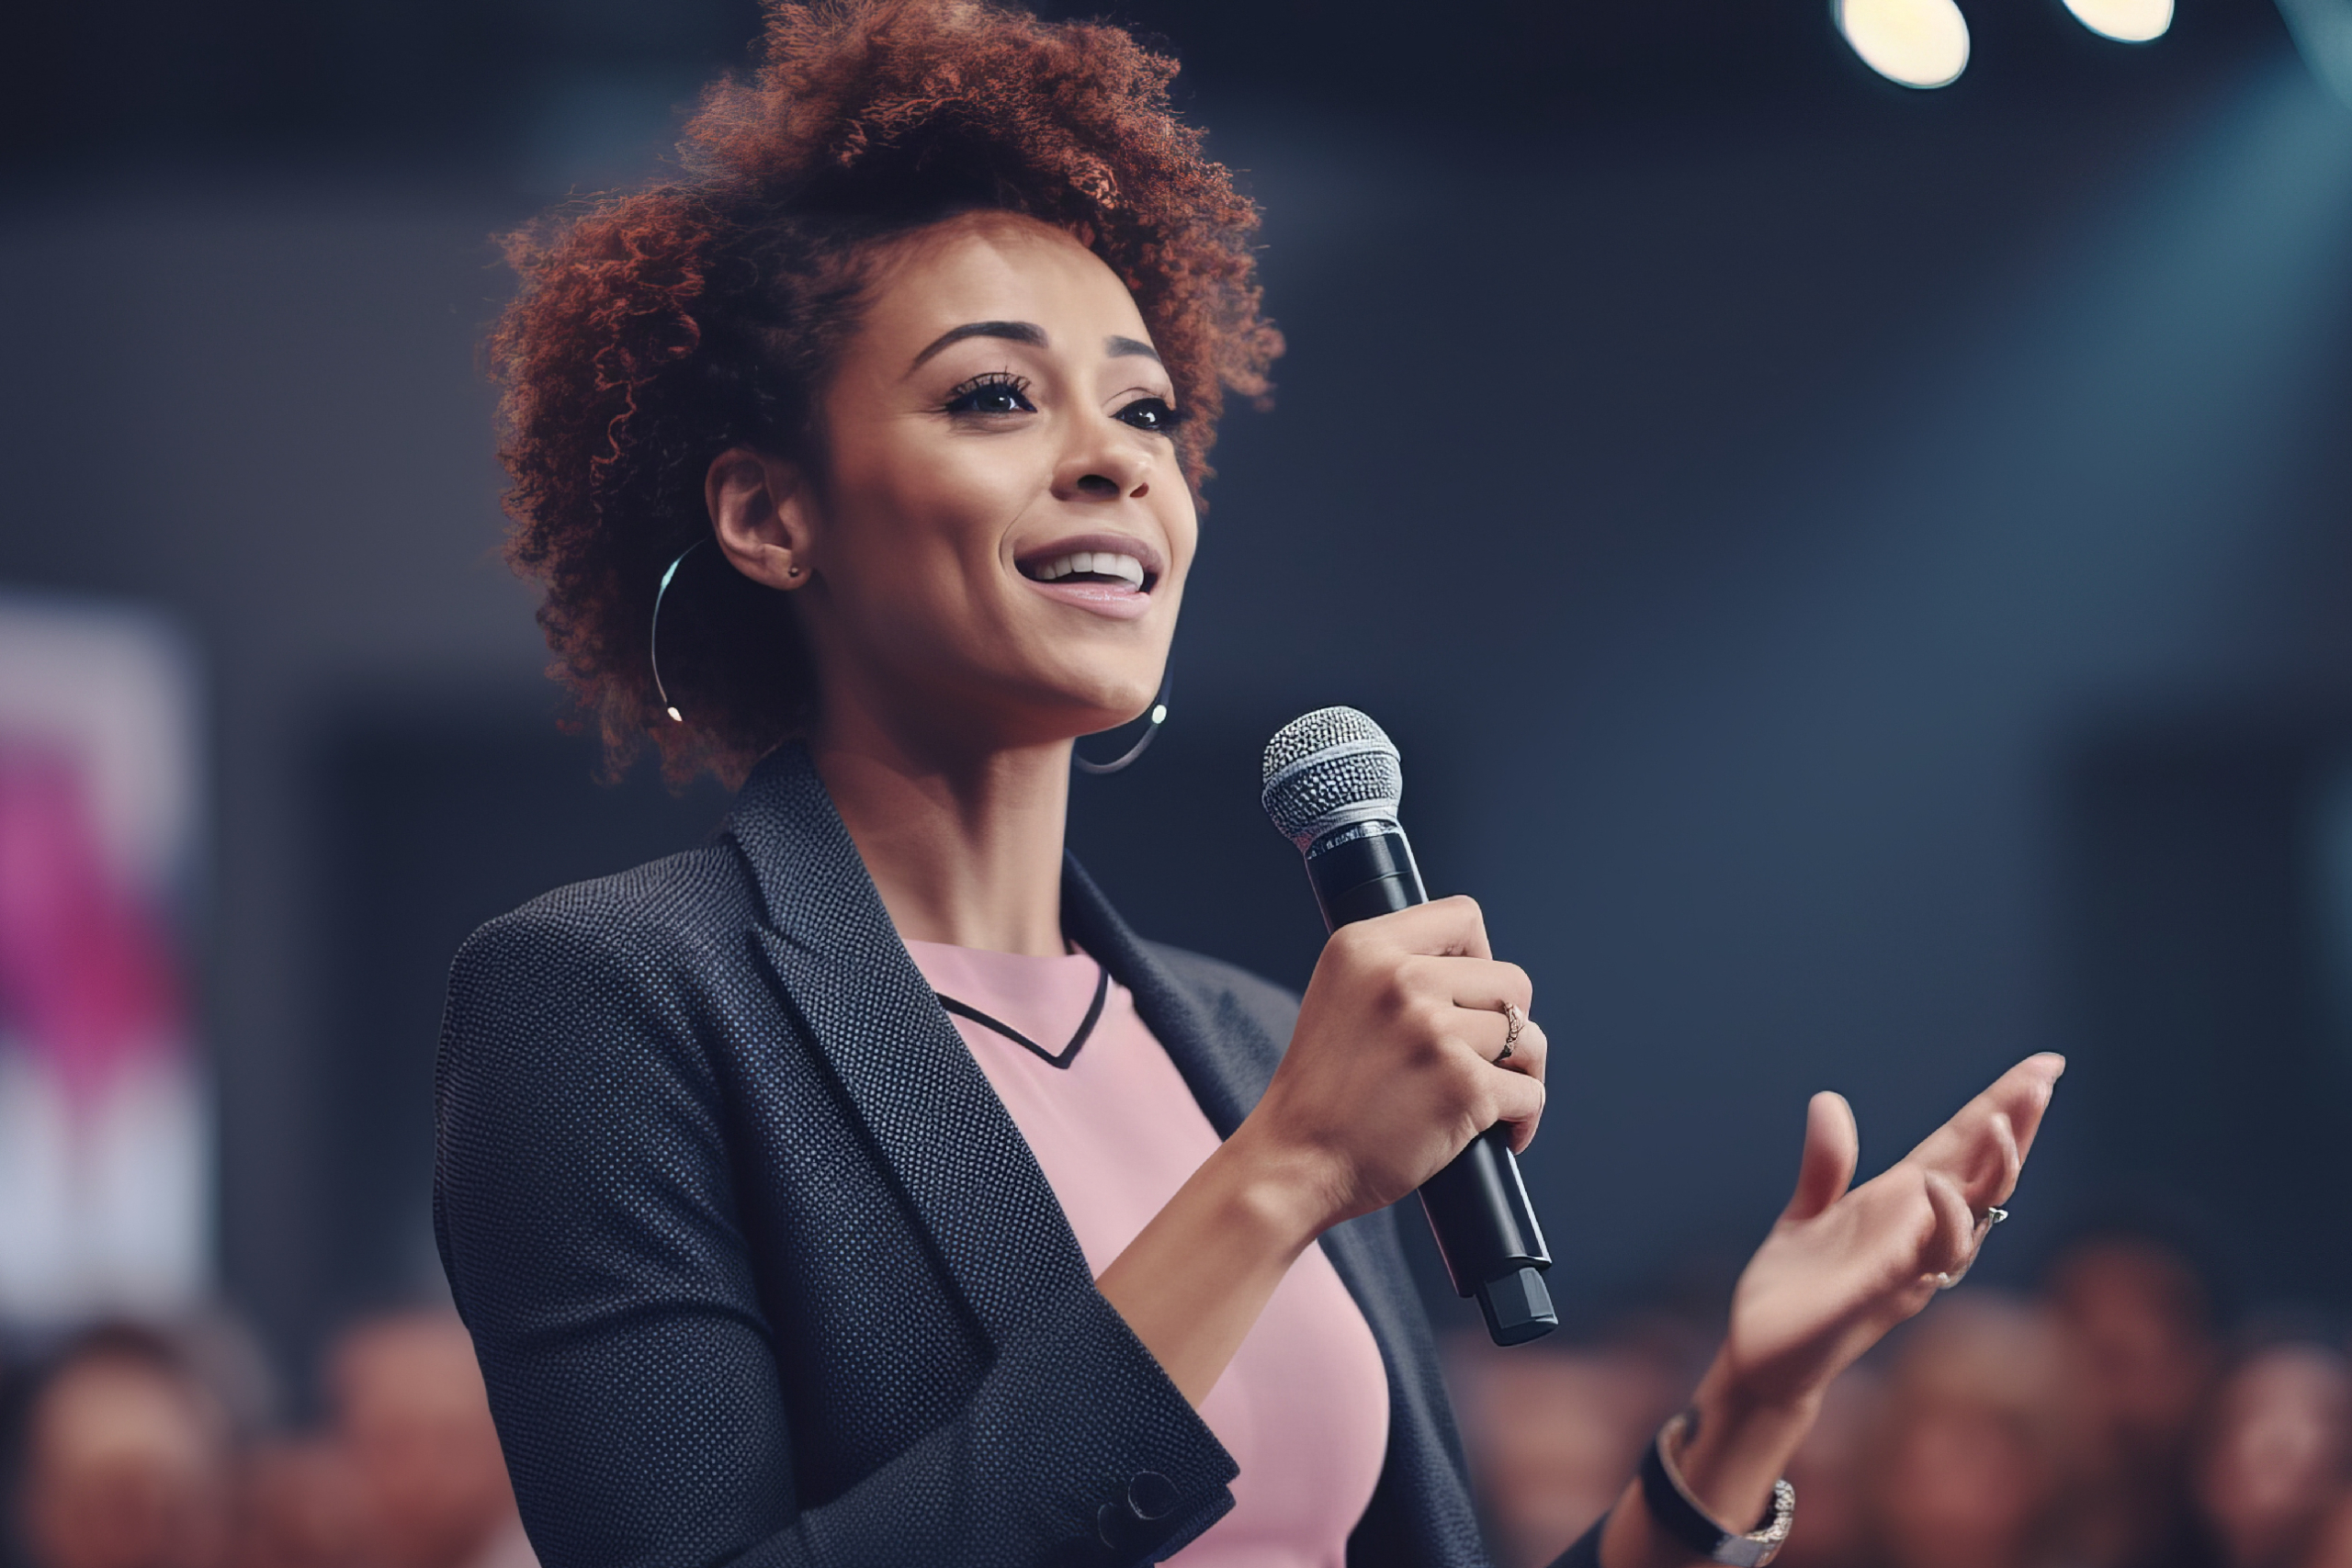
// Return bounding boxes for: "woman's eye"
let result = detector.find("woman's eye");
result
[1117,396,1179,434]
[944,375,1035,417]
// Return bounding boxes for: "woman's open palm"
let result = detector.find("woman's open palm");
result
[1715,1054,2065,1411]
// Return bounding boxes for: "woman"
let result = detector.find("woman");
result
[434,2,2063,1564]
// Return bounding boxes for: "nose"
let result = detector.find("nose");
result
[1050,415,1152,503]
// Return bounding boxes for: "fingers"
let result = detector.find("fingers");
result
[1905,1054,2064,1210]
[1782,1091,1859,1223]
[1438,957,1540,1071]
[1921,1169,1976,1280]
[1496,1018,1547,1078]
[1341,895,1494,960]
[1996,1052,2064,1162]
[1442,956,1532,1016]
[1488,1064,1548,1153]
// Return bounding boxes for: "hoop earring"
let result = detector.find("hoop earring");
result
[650,537,709,723]
[1074,660,1172,775]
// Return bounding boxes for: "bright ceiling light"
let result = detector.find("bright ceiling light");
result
[2062,0,2174,41]
[1835,0,1972,88]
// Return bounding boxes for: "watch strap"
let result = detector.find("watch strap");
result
[1637,1412,1796,1568]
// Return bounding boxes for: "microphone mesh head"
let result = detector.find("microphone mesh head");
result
[1261,706,1404,850]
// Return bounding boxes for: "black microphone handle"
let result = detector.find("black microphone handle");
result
[1304,826,1559,1346]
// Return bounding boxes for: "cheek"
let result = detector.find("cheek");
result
[1153,480,1201,585]
[827,446,1033,609]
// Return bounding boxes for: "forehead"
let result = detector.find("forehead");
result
[862,213,1150,354]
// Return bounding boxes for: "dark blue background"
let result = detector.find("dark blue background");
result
[4,0,2346,1376]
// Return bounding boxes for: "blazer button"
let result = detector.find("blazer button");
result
[1127,1471,1180,1520]
[1097,1500,1159,1551]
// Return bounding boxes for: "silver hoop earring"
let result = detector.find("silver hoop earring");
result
[1074,660,1172,775]
[650,537,709,723]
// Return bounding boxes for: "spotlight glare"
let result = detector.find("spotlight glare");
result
[1835,0,1971,89]
[2062,0,2173,41]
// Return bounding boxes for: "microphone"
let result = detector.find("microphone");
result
[1262,707,1559,1347]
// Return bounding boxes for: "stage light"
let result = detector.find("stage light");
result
[2062,0,2173,41]
[1836,0,1971,89]
[2277,0,2352,110]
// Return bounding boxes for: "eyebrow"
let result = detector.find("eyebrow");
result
[906,321,1166,373]
[910,320,1046,370]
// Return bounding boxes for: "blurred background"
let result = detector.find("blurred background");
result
[6,0,2352,1564]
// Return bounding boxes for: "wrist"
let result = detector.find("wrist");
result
[1674,1363,1819,1531]
[1200,1123,1338,1259]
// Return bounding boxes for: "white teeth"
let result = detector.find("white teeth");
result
[1031,550,1147,588]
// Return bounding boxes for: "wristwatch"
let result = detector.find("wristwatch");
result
[1637,1411,1797,1568]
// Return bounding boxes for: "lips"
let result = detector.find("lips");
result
[1014,535,1163,621]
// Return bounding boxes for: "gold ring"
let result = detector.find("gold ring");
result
[1497,1001,1525,1063]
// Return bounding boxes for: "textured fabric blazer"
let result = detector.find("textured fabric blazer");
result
[434,743,1505,1568]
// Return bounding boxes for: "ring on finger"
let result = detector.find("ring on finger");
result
[1939,1207,2012,1292]
[1495,1000,1526,1063]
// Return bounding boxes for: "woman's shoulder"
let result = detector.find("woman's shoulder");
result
[453,840,761,987]
[439,841,775,1105]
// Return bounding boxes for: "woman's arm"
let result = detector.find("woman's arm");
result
[1594,1055,2065,1568]
[436,902,1238,1568]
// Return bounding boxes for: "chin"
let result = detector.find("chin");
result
[1023,656,1164,734]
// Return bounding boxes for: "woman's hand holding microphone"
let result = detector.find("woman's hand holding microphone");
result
[1094,895,1545,1406]
[1238,895,1549,1235]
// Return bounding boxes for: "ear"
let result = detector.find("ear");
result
[707,446,816,592]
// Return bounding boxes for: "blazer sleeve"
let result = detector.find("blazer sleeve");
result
[434,902,1238,1568]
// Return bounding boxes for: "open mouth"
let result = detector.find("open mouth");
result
[1016,547,1159,593]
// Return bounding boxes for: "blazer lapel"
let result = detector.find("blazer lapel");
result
[726,746,1097,1348]
[726,750,1433,1414]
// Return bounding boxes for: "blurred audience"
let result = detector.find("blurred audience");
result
[324,1314,531,1568]
[5,1311,529,1568]
[228,1440,358,1568]
[1446,1331,1685,1568]
[2048,1235,2221,1568]
[2191,1341,2349,1568]
[2297,1488,2352,1568]
[17,1233,2352,1568]
[13,1327,234,1568]
[1867,1292,2075,1568]
[1772,1368,1884,1568]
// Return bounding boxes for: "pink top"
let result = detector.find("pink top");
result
[904,941,1390,1567]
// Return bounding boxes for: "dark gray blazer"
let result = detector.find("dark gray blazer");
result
[433,743,1507,1567]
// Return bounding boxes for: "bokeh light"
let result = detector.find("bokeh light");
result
[2063,0,2175,43]
[1835,0,1971,88]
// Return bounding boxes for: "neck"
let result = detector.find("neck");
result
[809,701,1073,958]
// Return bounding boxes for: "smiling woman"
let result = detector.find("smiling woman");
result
[492,0,1274,791]
[438,3,2063,1566]
[698,211,1195,818]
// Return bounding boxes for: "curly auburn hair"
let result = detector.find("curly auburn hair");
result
[492,0,1283,788]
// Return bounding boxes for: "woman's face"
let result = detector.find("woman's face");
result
[735,210,1195,754]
